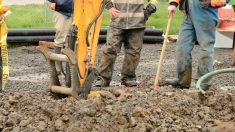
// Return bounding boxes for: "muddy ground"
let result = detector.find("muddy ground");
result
[0,43,235,132]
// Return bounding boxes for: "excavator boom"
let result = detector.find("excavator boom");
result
[37,0,105,99]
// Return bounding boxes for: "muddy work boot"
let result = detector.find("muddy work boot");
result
[93,76,110,87]
[54,46,62,75]
[121,79,138,87]
[164,78,190,89]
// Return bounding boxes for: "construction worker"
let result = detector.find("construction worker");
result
[165,0,230,90]
[48,0,73,73]
[94,0,157,87]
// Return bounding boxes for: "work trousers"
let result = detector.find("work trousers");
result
[53,11,72,48]
[176,0,218,87]
[97,26,145,81]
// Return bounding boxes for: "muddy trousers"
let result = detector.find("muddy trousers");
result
[176,4,217,87]
[53,11,72,73]
[97,27,145,82]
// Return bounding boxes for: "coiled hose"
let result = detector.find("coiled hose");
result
[196,68,235,94]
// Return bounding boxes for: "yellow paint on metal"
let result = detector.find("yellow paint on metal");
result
[73,0,103,86]
[88,91,101,97]
[0,0,9,90]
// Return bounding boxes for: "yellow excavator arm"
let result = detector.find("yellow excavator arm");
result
[37,0,106,99]
[73,0,104,86]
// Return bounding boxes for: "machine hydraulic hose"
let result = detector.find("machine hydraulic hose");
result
[85,0,106,47]
[196,68,235,94]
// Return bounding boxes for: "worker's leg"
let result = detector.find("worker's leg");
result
[166,17,196,88]
[121,28,145,87]
[53,11,72,74]
[191,0,217,90]
[176,17,197,87]
[95,27,124,87]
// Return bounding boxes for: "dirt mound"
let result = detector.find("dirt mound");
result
[0,87,235,132]
[211,122,235,132]
[1,45,234,131]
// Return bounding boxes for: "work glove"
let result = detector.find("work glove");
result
[50,3,56,10]
[144,3,157,22]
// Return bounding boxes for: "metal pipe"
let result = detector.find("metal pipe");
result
[51,86,73,95]
[49,53,69,62]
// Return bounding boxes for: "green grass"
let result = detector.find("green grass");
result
[146,1,184,34]
[7,2,183,34]
[7,4,53,28]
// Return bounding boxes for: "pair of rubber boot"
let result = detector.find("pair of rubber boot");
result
[94,76,138,87]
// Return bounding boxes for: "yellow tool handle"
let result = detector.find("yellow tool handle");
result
[153,16,172,88]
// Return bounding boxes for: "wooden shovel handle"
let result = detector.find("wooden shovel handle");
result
[153,16,172,88]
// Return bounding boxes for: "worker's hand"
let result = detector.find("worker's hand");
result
[50,3,56,10]
[108,7,120,18]
[168,5,177,17]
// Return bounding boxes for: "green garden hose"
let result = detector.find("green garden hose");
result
[196,68,235,94]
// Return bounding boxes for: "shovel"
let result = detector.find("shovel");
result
[153,16,172,88]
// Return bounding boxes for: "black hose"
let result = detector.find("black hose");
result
[8,28,55,36]
[85,0,106,47]
[7,36,54,43]
[8,27,163,36]
[7,35,164,44]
